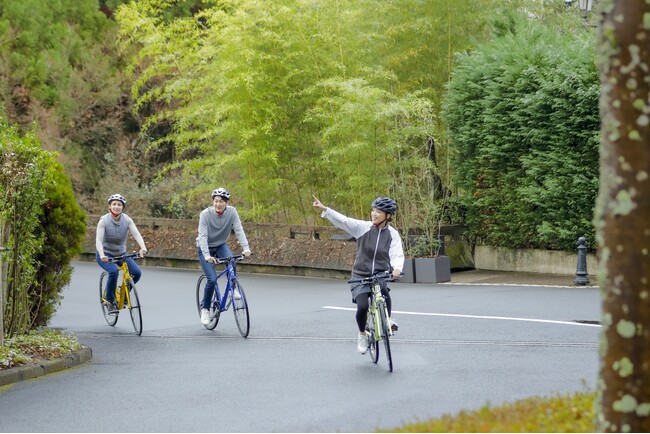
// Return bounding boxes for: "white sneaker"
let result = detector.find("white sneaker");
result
[233,288,242,300]
[389,317,398,332]
[200,308,210,325]
[357,333,369,354]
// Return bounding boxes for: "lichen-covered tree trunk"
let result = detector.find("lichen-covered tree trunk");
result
[595,0,650,431]
[0,221,4,346]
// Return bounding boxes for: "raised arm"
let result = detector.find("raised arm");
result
[313,195,370,238]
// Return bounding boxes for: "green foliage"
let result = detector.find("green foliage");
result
[0,329,81,369]
[0,0,137,210]
[0,117,49,337]
[1,114,86,335]
[0,0,118,116]
[116,0,503,223]
[386,391,596,433]
[30,157,86,327]
[442,12,599,250]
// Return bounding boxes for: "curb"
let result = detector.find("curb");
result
[0,346,92,387]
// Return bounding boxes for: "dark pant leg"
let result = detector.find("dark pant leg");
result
[355,293,371,332]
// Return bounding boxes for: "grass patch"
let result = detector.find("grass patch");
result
[384,391,596,433]
[0,329,82,370]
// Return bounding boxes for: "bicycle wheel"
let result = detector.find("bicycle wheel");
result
[196,275,220,330]
[127,280,143,336]
[231,278,250,338]
[366,313,379,364]
[99,272,118,326]
[378,300,393,372]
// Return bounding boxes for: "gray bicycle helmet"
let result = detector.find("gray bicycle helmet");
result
[371,196,397,215]
[211,187,231,201]
[107,193,126,206]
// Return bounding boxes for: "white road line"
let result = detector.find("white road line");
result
[441,282,599,289]
[321,306,601,327]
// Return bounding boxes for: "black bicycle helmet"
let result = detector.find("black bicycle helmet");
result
[211,187,231,201]
[107,193,126,206]
[371,196,397,215]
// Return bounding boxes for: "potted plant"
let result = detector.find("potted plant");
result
[392,131,452,283]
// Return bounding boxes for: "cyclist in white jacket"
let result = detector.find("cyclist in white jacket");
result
[313,195,404,354]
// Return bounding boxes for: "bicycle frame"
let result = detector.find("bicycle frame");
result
[212,257,240,312]
[99,251,144,335]
[348,271,395,372]
[368,282,391,341]
[101,254,138,310]
[197,253,250,337]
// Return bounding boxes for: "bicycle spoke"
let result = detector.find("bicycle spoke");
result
[99,272,118,326]
[366,313,379,364]
[232,279,250,338]
[378,301,393,372]
[128,281,143,336]
[196,274,220,330]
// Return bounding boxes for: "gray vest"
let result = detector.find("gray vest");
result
[101,213,131,256]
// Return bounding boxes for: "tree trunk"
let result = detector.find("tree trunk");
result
[596,0,650,431]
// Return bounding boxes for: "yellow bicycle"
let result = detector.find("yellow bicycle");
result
[99,252,143,335]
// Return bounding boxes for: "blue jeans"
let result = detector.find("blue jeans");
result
[96,252,142,304]
[198,244,233,309]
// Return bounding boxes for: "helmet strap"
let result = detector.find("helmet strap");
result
[109,210,121,218]
[373,218,388,228]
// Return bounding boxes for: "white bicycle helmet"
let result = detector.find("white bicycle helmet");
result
[211,187,231,201]
[107,193,126,206]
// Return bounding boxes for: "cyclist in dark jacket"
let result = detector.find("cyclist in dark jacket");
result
[313,195,404,354]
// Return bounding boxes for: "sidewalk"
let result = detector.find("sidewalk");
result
[449,269,598,287]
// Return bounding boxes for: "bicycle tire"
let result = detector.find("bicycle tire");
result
[196,275,219,330]
[99,271,118,326]
[378,300,393,372]
[366,313,379,364]
[127,280,143,336]
[231,278,250,338]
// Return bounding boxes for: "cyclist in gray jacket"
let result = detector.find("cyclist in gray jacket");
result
[197,187,252,325]
[313,195,404,354]
[96,193,148,313]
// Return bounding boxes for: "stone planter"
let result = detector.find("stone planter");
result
[414,256,451,283]
[400,258,416,283]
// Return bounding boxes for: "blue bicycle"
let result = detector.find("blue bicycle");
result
[195,254,250,338]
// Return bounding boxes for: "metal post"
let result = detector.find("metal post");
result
[437,235,445,257]
[574,237,590,285]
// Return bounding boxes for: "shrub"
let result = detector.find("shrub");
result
[442,12,599,251]
[29,157,86,327]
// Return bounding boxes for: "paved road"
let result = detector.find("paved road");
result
[0,262,601,432]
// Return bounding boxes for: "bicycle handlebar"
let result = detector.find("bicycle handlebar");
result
[348,271,400,284]
[215,254,248,264]
[108,251,144,263]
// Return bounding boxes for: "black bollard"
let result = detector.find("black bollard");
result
[574,236,590,285]
[437,235,445,256]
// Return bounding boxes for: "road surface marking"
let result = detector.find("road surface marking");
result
[321,306,601,327]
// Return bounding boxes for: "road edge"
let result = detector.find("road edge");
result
[0,346,92,387]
